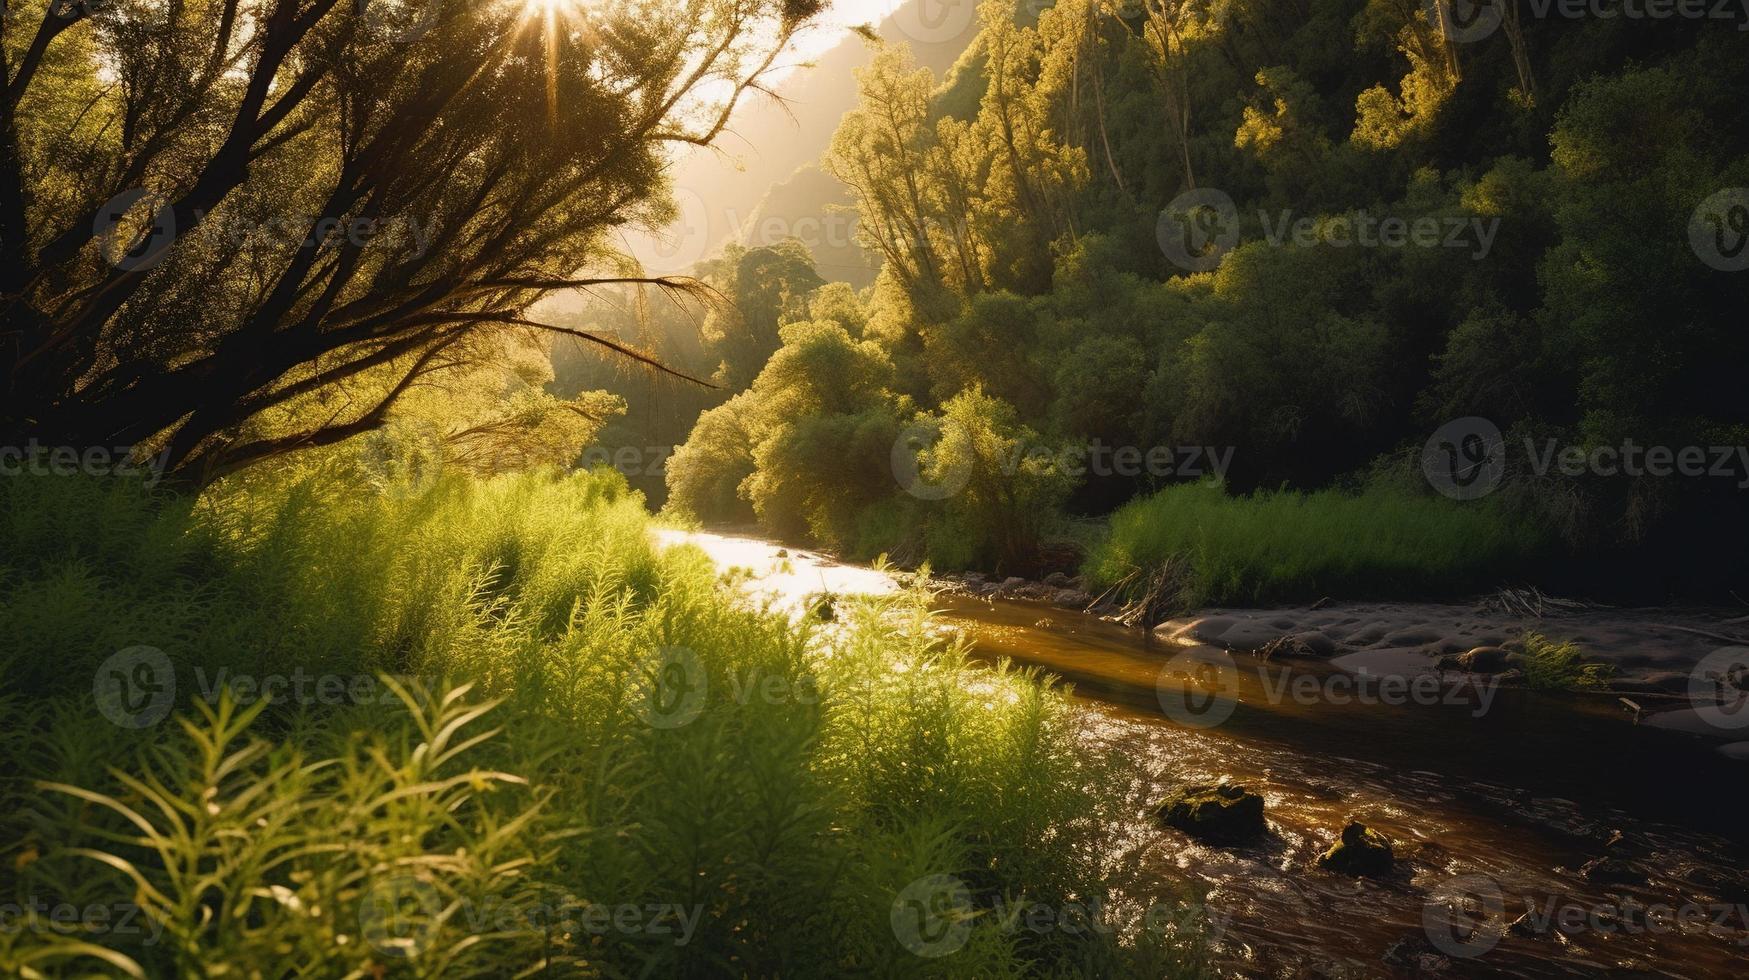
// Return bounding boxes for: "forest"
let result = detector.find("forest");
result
[4,0,1748,975]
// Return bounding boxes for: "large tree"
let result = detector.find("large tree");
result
[0,0,819,483]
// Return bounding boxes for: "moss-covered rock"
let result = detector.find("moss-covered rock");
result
[1154,783,1267,844]
[1317,821,1394,877]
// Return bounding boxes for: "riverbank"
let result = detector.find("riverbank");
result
[663,527,1749,976]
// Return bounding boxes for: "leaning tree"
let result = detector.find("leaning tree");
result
[0,0,820,483]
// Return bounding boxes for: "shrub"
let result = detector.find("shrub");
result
[1084,480,1551,608]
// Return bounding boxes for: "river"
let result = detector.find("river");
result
[658,529,1749,978]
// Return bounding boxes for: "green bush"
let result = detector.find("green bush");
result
[1084,481,1551,608]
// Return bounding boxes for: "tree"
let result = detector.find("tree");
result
[1,0,821,484]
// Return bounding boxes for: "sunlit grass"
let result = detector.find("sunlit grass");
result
[1084,480,1552,609]
[0,466,1207,976]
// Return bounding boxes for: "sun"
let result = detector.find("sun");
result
[526,0,586,16]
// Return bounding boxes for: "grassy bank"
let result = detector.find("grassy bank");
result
[1084,481,1552,609]
[0,467,1209,977]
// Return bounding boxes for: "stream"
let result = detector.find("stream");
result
[659,529,1749,978]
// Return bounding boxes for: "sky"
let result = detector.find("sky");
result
[787,0,909,71]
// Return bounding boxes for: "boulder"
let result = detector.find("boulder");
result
[961,571,987,585]
[997,576,1027,595]
[1457,646,1514,673]
[1052,588,1094,609]
[1154,783,1267,845]
[1043,571,1072,587]
[1317,821,1394,877]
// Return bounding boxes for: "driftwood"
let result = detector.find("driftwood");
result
[1107,558,1188,631]
[1478,586,1599,619]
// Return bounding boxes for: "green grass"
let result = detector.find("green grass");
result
[0,463,1214,977]
[1083,481,1551,609]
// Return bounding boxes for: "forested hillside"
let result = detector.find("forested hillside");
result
[657,0,1749,597]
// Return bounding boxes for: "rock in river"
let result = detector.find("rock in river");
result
[1155,783,1267,845]
[1317,820,1394,877]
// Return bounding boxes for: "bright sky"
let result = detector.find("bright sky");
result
[783,0,907,76]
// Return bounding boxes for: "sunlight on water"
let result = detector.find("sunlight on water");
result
[652,527,898,616]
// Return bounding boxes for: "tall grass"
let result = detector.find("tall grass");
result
[1084,481,1551,609]
[0,465,1207,977]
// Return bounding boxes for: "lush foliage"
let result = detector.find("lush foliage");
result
[1083,479,1551,608]
[661,0,1749,597]
[1,0,819,483]
[0,467,1208,976]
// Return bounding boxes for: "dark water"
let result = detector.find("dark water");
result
[666,531,1749,977]
[938,596,1749,978]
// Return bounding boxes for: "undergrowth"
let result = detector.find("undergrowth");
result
[0,465,1213,977]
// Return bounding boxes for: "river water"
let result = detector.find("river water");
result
[659,529,1749,978]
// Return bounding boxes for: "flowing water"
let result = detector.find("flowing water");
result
[660,530,1749,978]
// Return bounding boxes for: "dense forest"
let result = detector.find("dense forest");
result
[5,0,1749,974]
[555,0,1749,598]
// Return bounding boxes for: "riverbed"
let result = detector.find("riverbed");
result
[658,529,1749,978]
